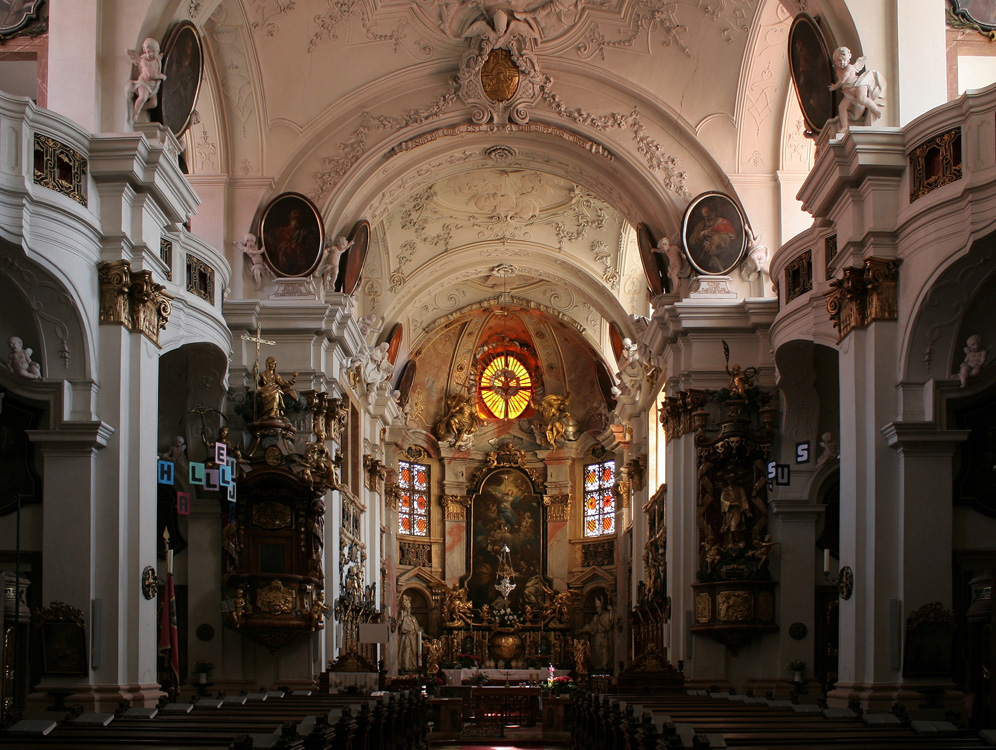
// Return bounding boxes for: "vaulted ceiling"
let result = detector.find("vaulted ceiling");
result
[170,0,824,406]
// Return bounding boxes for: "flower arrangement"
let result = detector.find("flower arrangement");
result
[549,675,574,694]
[469,670,489,686]
[493,606,519,628]
[456,652,481,668]
[787,659,806,673]
[192,660,214,674]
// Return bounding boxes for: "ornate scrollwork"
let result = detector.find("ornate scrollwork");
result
[33,134,88,206]
[363,455,387,492]
[97,261,173,346]
[252,501,292,530]
[658,389,708,443]
[825,257,901,341]
[384,481,401,512]
[128,269,172,346]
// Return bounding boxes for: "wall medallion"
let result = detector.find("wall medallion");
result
[481,49,519,103]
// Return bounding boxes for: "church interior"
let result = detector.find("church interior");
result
[4,0,996,747]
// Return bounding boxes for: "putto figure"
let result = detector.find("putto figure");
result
[829,46,885,134]
[235,234,267,291]
[958,334,987,388]
[7,336,42,379]
[127,38,167,123]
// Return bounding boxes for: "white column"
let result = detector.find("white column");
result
[829,321,902,710]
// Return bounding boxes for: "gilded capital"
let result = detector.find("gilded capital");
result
[543,493,571,522]
[443,494,470,521]
[826,257,900,341]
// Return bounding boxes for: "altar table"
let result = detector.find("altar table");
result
[441,667,568,686]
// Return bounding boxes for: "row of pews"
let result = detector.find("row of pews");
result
[2,688,426,750]
[572,690,996,750]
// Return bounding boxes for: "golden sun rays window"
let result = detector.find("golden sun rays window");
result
[583,459,616,537]
[479,353,533,419]
[398,459,429,537]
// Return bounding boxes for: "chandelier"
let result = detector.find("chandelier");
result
[494,544,516,599]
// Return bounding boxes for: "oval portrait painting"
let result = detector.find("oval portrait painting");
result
[680,192,748,276]
[157,21,203,139]
[259,193,325,278]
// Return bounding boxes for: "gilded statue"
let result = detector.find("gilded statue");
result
[257,356,299,419]
[425,638,443,676]
[722,341,757,400]
[443,586,474,625]
[573,637,590,674]
[309,590,327,631]
[541,587,572,624]
[534,392,572,447]
[299,441,340,491]
[435,393,482,449]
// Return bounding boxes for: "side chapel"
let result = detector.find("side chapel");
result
[2,0,996,733]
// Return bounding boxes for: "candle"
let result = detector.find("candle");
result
[167,549,174,574]
[823,548,830,574]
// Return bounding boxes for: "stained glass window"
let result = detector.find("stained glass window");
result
[398,459,429,537]
[583,459,616,537]
[480,353,533,419]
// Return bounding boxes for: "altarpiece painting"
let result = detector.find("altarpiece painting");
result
[466,468,545,613]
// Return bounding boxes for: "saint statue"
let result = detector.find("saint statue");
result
[398,595,422,672]
[580,596,614,673]
[256,356,299,419]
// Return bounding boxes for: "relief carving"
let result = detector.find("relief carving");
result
[252,501,293,530]
[543,493,571,522]
[717,591,753,622]
[695,592,711,623]
[443,494,471,521]
[257,580,296,615]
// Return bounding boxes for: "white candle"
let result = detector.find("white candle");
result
[823,548,830,574]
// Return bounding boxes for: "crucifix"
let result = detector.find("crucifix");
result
[241,323,275,422]
[242,323,275,381]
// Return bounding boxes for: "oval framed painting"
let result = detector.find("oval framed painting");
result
[385,323,404,365]
[339,220,370,295]
[636,223,669,296]
[680,192,748,276]
[608,321,624,365]
[788,13,836,136]
[156,21,203,139]
[259,193,325,278]
[394,360,416,407]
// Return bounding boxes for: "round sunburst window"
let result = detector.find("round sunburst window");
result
[480,354,533,419]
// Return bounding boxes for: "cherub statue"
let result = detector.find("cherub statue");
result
[741,231,769,281]
[435,393,482,449]
[653,235,686,291]
[358,312,385,339]
[829,46,885,134]
[235,234,267,291]
[959,334,987,388]
[316,235,353,292]
[309,590,327,631]
[299,441,340,490]
[722,341,758,400]
[7,336,42,379]
[541,588,572,624]
[360,341,394,390]
[126,38,166,123]
[817,432,839,465]
[748,535,777,568]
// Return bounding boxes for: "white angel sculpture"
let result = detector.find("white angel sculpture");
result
[235,233,267,290]
[126,38,166,123]
[829,46,885,134]
[316,235,353,292]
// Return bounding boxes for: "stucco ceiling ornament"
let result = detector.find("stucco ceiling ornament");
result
[457,8,549,124]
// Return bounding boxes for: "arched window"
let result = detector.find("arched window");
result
[583,459,616,537]
[479,353,533,419]
[398,459,429,537]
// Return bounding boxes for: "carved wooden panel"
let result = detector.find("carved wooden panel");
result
[910,127,962,201]
[33,133,87,206]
